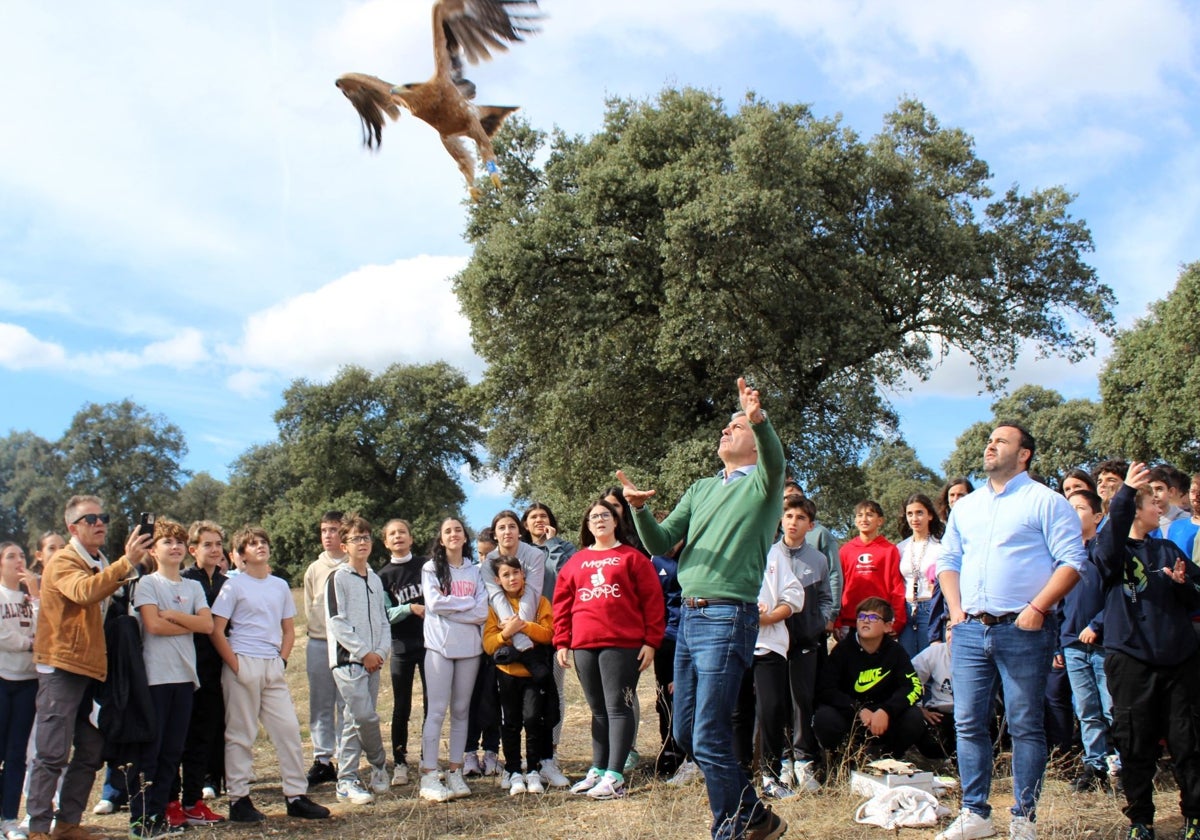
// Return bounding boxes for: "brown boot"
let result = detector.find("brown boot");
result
[50,824,109,840]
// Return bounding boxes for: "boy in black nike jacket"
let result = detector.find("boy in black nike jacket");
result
[813,597,924,766]
[1094,463,1200,840]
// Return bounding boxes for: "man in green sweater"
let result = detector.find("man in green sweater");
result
[619,377,786,840]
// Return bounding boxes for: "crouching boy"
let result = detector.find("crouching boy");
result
[812,597,924,763]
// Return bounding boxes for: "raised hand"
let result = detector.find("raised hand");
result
[615,469,655,509]
[1125,461,1151,489]
[737,376,765,424]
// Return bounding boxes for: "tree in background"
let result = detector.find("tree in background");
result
[457,88,1115,517]
[943,384,1102,490]
[0,431,65,548]
[859,440,944,540]
[222,362,484,580]
[1096,261,1200,471]
[172,472,227,525]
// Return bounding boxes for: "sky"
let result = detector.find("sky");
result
[2,0,1198,535]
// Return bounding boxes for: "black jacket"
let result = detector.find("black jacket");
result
[817,633,922,720]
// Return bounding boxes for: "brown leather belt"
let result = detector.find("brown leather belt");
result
[967,612,1019,626]
[683,597,745,609]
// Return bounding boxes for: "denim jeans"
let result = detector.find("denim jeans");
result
[899,599,933,658]
[950,618,1055,820]
[1063,642,1112,772]
[673,602,761,840]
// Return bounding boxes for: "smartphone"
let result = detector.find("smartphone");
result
[137,512,156,539]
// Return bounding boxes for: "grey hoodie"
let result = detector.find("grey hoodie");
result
[325,563,390,668]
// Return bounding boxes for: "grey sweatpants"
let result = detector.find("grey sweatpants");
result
[421,651,480,771]
[332,664,386,783]
[306,638,344,763]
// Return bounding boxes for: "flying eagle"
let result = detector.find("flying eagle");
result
[336,0,541,201]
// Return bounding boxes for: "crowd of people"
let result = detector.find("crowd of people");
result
[2,381,1198,840]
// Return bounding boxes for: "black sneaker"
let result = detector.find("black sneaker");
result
[228,796,266,823]
[305,760,337,787]
[285,796,330,820]
[1071,765,1110,793]
[1127,824,1154,840]
[744,806,787,840]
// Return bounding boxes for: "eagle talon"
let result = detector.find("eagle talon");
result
[469,186,483,202]
[490,172,503,189]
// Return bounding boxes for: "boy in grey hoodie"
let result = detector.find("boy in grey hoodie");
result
[325,514,391,805]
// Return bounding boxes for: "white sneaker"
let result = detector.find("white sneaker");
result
[369,765,390,795]
[935,808,997,840]
[446,769,472,799]
[391,763,409,786]
[666,759,702,786]
[586,774,626,800]
[498,770,512,790]
[539,758,569,788]
[3,820,27,840]
[482,750,500,776]
[524,771,544,794]
[570,768,602,794]
[779,759,794,783]
[336,779,375,805]
[419,770,452,803]
[1009,817,1036,840]
[792,759,820,793]
[201,786,217,801]
[508,774,527,796]
[462,752,482,778]
[93,800,115,815]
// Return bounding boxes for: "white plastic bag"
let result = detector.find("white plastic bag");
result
[854,784,948,829]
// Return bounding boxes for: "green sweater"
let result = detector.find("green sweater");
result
[632,418,785,602]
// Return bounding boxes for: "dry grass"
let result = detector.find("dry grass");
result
[78,592,1173,839]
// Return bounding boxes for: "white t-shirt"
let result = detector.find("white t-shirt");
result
[211,572,295,659]
[134,573,207,688]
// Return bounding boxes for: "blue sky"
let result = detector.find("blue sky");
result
[2,0,1198,534]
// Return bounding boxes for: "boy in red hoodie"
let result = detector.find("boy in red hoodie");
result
[838,501,906,637]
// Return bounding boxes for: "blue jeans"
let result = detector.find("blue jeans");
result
[1063,643,1112,772]
[951,618,1054,820]
[674,602,761,840]
[899,599,933,658]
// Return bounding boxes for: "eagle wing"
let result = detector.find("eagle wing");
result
[335,73,403,149]
[437,0,542,67]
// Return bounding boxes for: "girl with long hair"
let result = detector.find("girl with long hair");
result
[896,494,945,658]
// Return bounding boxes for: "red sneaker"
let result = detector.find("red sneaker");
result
[181,799,225,825]
[164,801,188,829]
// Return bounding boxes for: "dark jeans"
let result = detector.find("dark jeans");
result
[390,646,426,764]
[653,637,685,775]
[129,683,193,825]
[812,703,926,759]
[573,647,640,774]
[916,708,957,759]
[1107,649,1200,825]
[733,651,790,779]
[674,602,761,840]
[26,670,104,833]
[495,671,552,773]
[0,677,37,820]
[1044,662,1077,756]
[178,665,224,803]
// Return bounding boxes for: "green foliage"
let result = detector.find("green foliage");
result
[457,88,1115,517]
[859,441,944,541]
[221,363,484,581]
[1096,262,1200,470]
[943,384,1101,489]
[0,431,65,548]
[169,472,227,526]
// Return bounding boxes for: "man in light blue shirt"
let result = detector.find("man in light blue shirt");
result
[934,423,1086,840]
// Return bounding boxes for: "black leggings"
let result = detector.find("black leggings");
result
[733,651,791,778]
[573,647,641,774]
[390,647,427,764]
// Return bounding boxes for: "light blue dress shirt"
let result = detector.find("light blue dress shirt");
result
[937,471,1087,615]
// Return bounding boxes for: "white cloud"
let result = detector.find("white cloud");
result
[222,254,479,380]
[0,323,68,370]
[225,369,272,399]
[461,465,515,502]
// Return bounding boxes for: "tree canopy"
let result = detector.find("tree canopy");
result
[943,384,1101,489]
[1096,261,1200,471]
[456,87,1115,516]
[223,362,484,579]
